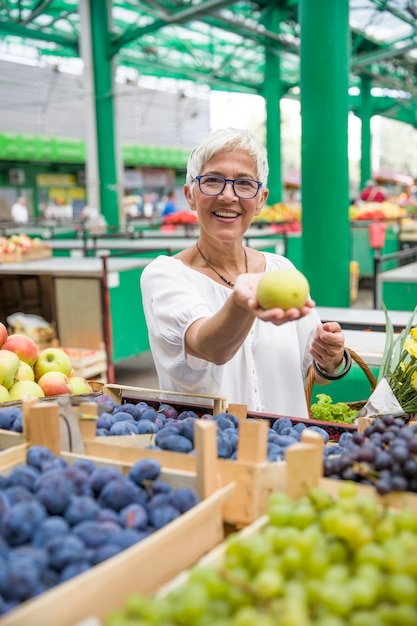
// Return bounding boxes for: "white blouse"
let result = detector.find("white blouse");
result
[140,252,321,418]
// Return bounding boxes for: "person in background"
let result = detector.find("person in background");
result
[140,128,349,418]
[161,189,178,217]
[10,196,29,224]
[359,179,387,203]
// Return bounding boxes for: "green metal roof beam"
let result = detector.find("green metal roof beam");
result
[22,0,55,25]
[353,39,417,67]
[369,0,417,29]
[0,17,77,48]
[111,0,236,55]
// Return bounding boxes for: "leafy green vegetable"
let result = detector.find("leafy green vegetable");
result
[310,394,358,424]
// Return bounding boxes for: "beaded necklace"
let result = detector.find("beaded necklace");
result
[196,241,248,287]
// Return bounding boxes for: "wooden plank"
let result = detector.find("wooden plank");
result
[77,401,98,441]
[84,440,196,471]
[0,483,234,626]
[228,403,247,421]
[320,477,417,513]
[0,430,24,448]
[286,442,322,500]
[25,402,61,455]
[194,420,220,499]
[237,420,268,463]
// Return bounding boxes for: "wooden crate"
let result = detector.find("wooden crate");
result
[0,403,234,626]
[62,346,107,380]
[82,391,286,527]
[0,246,51,263]
[103,382,356,441]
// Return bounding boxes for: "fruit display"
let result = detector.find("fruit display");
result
[256,268,310,310]
[253,203,301,225]
[105,483,417,626]
[324,414,417,496]
[0,447,201,617]
[162,211,199,225]
[0,234,51,262]
[0,321,92,402]
[349,201,407,221]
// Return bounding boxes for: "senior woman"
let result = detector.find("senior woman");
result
[140,128,348,417]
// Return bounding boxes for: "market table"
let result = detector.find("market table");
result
[0,256,151,382]
[317,306,415,331]
[375,261,417,311]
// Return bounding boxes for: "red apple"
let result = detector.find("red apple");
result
[15,360,35,383]
[34,348,73,380]
[68,376,92,395]
[0,384,10,402]
[37,371,71,396]
[0,350,20,389]
[0,322,7,349]
[9,380,45,401]
[2,334,38,367]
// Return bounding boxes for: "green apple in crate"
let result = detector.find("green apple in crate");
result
[0,349,20,389]
[2,333,38,366]
[34,347,73,379]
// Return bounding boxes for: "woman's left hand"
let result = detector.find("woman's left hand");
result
[310,322,345,373]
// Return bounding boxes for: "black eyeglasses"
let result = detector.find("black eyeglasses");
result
[194,175,262,199]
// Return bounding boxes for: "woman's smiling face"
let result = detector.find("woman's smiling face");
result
[184,148,268,241]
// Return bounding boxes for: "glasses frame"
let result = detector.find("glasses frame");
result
[194,175,262,199]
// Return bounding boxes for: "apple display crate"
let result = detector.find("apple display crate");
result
[0,246,52,264]
[0,402,234,626]
[62,346,108,381]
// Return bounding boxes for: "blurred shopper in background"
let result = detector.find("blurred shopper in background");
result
[161,190,178,217]
[359,180,387,203]
[10,196,29,223]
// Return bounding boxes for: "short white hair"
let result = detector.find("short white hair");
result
[186,128,269,187]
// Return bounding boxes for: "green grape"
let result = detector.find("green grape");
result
[313,616,345,626]
[304,544,330,577]
[354,494,380,525]
[125,594,170,622]
[268,491,291,507]
[355,541,386,568]
[319,582,354,617]
[289,502,317,529]
[268,502,293,527]
[331,512,365,544]
[348,577,380,609]
[394,508,417,533]
[265,525,299,552]
[251,567,284,599]
[294,524,323,557]
[189,566,231,599]
[323,563,350,584]
[168,581,209,622]
[104,611,138,626]
[337,480,358,499]
[232,606,275,626]
[374,514,396,542]
[326,538,349,565]
[281,544,304,576]
[349,609,385,626]
[308,487,335,511]
[376,602,417,625]
[386,573,417,604]
[382,537,410,574]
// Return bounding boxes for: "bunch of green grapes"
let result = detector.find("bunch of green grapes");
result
[106,483,417,626]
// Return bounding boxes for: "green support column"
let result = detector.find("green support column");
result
[360,74,372,189]
[89,0,120,228]
[300,0,350,306]
[263,3,283,204]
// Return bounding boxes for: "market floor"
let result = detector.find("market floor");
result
[113,285,374,390]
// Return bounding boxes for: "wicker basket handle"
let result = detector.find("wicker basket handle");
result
[305,347,377,409]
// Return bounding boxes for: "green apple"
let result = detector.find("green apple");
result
[9,380,45,401]
[15,360,35,383]
[0,384,10,403]
[68,375,92,395]
[34,347,73,380]
[0,350,20,389]
[257,268,310,310]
